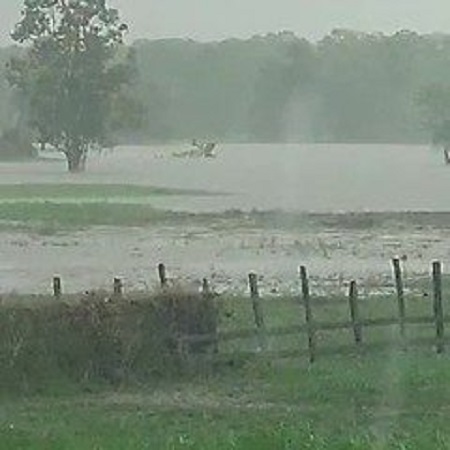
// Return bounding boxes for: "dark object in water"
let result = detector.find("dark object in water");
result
[444,148,450,165]
[192,139,217,157]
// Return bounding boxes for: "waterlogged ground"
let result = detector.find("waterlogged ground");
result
[0,143,450,295]
[0,143,448,212]
[0,217,448,295]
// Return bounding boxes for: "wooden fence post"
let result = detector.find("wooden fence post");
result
[300,265,315,363]
[201,277,219,354]
[158,263,167,287]
[392,258,406,338]
[348,280,362,345]
[432,261,445,354]
[113,277,123,297]
[53,276,62,298]
[249,272,266,350]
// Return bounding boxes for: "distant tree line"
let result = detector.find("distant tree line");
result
[3,28,450,146]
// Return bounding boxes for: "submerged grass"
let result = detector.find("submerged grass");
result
[0,202,256,232]
[0,182,212,233]
[0,183,224,232]
[3,184,450,234]
[0,202,291,232]
[0,201,171,229]
[0,183,214,200]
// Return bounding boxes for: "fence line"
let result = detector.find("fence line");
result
[180,259,447,361]
[8,259,447,362]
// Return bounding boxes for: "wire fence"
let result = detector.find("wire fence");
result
[2,258,447,365]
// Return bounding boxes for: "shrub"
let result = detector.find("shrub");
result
[0,289,218,395]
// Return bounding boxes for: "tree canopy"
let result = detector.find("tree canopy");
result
[4,29,450,146]
[7,0,133,172]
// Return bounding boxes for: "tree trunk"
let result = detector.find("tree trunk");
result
[65,142,87,173]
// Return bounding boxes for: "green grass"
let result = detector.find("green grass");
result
[0,183,213,200]
[217,291,442,355]
[0,183,223,232]
[0,201,172,230]
[0,201,253,232]
[3,290,450,448]
[3,184,450,235]
[2,352,450,449]
[0,183,239,232]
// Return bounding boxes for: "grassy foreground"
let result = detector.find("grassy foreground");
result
[2,290,450,449]
[2,352,450,449]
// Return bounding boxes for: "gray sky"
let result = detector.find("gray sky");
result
[2,0,450,45]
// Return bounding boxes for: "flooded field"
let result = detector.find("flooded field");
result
[0,222,447,295]
[1,143,450,294]
[0,143,448,213]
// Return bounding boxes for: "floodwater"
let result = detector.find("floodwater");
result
[1,143,449,294]
[0,225,444,295]
[0,143,448,213]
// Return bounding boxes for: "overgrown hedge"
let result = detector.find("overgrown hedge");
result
[0,288,218,394]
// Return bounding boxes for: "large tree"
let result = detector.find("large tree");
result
[7,0,132,172]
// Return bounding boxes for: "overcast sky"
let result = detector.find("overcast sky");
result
[2,0,450,45]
